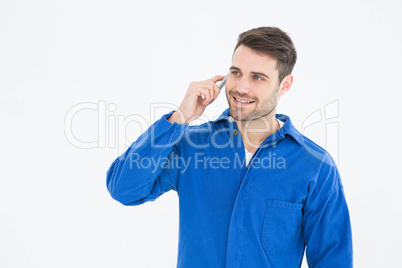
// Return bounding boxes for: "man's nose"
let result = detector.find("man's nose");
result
[236,77,250,95]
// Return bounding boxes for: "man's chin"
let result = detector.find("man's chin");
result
[229,108,251,121]
[229,108,269,122]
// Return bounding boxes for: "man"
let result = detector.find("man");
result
[107,26,353,267]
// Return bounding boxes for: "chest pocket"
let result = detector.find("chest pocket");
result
[261,200,303,256]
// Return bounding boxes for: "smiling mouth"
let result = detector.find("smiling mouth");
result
[233,96,255,105]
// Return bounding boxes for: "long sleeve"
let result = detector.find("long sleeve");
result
[106,111,187,206]
[303,157,353,267]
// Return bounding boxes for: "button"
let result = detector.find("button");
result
[233,129,238,135]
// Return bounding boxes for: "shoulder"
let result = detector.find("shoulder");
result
[283,123,344,204]
[279,115,338,171]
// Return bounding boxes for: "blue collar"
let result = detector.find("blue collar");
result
[214,108,303,146]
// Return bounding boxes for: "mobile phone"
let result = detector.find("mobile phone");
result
[217,75,227,90]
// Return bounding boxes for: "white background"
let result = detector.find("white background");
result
[1,0,401,267]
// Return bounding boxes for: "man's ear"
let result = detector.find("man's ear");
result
[278,74,293,97]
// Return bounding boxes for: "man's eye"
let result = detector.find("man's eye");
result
[232,71,240,75]
[253,75,262,81]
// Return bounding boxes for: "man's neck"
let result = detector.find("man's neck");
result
[234,115,280,153]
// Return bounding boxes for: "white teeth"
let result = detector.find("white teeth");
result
[235,97,252,103]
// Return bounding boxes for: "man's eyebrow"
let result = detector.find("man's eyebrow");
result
[229,66,270,79]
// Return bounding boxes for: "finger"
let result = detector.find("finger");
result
[203,82,219,104]
[197,88,212,105]
[206,82,220,102]
[208,75,226,83]
[212,83,221,100]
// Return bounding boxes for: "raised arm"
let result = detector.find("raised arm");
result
[106,75,225,206]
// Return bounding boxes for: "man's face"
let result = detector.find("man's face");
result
[225,45,282,122]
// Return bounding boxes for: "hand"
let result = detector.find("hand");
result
[168,75,226,124]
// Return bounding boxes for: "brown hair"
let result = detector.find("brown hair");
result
[234,26,297,83]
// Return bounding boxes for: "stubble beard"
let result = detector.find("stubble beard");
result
[227,86,280,122]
